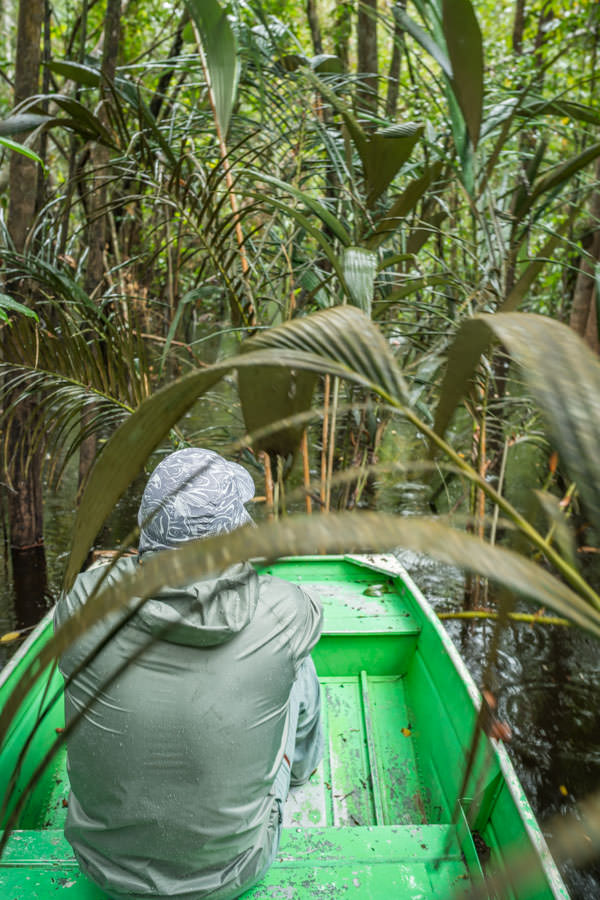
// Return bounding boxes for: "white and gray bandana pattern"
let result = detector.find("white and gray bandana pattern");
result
[138,448,255,553]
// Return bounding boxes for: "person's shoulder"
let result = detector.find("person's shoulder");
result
[55,556,138,625]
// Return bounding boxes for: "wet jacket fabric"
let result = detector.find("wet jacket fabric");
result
[55,556,322,900]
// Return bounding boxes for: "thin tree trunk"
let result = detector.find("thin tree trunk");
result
[356,0,378,118]
[533,0,554,90]
[512,0,525,55]
[569,158,600,354]
[78,0,122,494]
[4,0,45,552]
[569,16,599,354]
[83,0,121,303]
[333,0,352,71]
[306,0,323,56]
[385,2,405,120]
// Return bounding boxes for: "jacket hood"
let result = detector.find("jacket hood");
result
[134,560,260,648]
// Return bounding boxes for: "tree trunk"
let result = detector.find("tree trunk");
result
[385,2,405,120]
[512,0,525,55]
[356,0,378,118]
[79,0,122,494]
[4,0,45,552]
[83,0,121,304]
[333,0,352,71]
[569,158,600,354]
[306,0,323,56]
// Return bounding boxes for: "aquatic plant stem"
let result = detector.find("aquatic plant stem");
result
[326,377,340,512]
[320,375,330,509]
[301,430,312,513]
[437,610,570,626]
[261,451,274,520]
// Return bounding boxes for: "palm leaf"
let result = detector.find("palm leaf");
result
[442,0,484,148]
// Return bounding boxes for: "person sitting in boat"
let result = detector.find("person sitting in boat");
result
[55,447,323,900]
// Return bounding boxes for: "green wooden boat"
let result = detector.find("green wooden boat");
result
[0,554,569,898]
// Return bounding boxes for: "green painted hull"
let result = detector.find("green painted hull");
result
[0,554,569,898]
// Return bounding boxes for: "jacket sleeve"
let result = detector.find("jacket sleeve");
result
[289,585,323,674]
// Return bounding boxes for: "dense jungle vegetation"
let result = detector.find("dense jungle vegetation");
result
[1,0,600,894]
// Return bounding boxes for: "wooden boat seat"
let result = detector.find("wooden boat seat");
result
[0,823,472,897]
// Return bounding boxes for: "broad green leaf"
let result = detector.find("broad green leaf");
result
[310,54,343,74]
[343,247,377,314]
[442,0,483,148]
[361,123,424,207]
[46,59,101,87]
[435,313,600,539]
[0,295,39,321]
[278,54,308,72]
[0,114,52,136]
[185,0,240,137]
[46,94,116,146]
[393,5,453,78]
[5,512,600,767]
[12,93,116,146]
[0,138,45,170]
[366,162,444,249]
[535,490,577,570]
[238,364,317,457]
[446,78,471,188]
[305,70,422,205]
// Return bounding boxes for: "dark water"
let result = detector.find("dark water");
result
[378,426,600,899]
[1,401,600,897]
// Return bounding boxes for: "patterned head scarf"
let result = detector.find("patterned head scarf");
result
[138,448,255,554]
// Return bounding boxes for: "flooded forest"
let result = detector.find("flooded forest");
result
[1,0,600,897]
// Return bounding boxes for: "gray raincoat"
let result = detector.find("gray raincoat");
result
[55,556,322,900]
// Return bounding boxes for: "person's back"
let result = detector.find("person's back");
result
[56,449,323,900]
